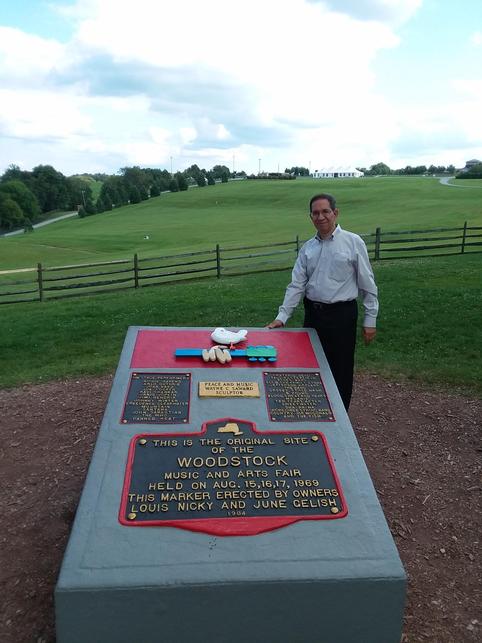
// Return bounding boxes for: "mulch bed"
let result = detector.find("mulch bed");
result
[0,373,480,642]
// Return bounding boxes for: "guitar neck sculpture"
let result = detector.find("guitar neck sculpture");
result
[175,345,277,363]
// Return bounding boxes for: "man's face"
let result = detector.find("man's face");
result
[310,198,338,237]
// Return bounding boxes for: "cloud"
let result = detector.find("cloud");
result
[470,31,482,47]
[0,89,91,141]
[307,0,422,25]
[0,0,479,175]
[0,26,63,85]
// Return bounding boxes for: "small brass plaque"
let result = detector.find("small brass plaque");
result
[199,381,260,398]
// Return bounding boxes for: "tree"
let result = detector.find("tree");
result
[100,179,123,208]
[0,193,25,230]
[23,217,34,233]
[184,164,207,186]
[30,165,70,212]
[66,177,94,211]
[457,163,482,179]
[367,162,391,175]
[119,166,150,192]
[285,166,309,176]
[0,164,34,190]
[207,173,215,186]
[0,180,40,221]
[150,183,160,197]
[158,178,170,192]
[169,178,179,192]
[95,197,105,214]
[129,185,141,204]
[176,174,188,191]
[95,195,111,213]
[211,165,230,180]
[414,165,427,175]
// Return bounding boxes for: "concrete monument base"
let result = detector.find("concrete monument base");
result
[55,326,405,643]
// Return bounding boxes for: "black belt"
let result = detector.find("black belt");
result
[304,297,355,310]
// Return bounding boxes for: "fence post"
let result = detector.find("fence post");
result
[374,227,381,261]
[216,244,221,278]
[295,235,300,255]
[134,253,139,288]
[37,263,44,301]
[461,221,467,254]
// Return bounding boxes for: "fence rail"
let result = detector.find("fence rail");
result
[1,223,481,305]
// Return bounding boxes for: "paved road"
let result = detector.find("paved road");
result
[1,211,78,237]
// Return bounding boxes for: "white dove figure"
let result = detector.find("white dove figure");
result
[211,328,248,346]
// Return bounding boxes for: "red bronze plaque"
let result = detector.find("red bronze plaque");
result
[119,417,347,536]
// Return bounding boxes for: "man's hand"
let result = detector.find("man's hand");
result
[266,319,284,329]
[363,327,376,345]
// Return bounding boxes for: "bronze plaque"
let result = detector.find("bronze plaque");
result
[199,381,260,398]
[119,417,347,535]
[264,371,334,422]
[121,372,190,424]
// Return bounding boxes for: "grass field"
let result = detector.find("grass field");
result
[1,177,481,270]
[0,253,481,395]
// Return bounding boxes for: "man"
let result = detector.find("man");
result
[267,193,378,410]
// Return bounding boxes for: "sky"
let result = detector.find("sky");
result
[0,0,481,176]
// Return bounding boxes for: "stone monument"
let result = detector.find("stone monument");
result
[55,326,406,642]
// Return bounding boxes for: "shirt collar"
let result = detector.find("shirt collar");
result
[315,224,342,242]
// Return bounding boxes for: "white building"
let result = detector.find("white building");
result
[312,167,364,178]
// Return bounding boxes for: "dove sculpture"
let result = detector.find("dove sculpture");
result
[210,328,248,345]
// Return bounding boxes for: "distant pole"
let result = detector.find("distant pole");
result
[232,155,235,174]
[170,156,173,176]
[81,189,86,207]
[277,162,280,173]
[258,158,261,175]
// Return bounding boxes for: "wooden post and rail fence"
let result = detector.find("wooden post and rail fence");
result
[1,223,481,305]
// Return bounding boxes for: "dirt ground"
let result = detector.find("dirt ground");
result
[0,372,480,643]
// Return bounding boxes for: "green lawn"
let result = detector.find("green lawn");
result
[1,177,481,270]
[451,178,482,187]
[1,253,481,395]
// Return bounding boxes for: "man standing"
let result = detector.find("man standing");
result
[267,193,378,410]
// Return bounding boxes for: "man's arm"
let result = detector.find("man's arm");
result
[267,250,308,328]
[356,239,379,344]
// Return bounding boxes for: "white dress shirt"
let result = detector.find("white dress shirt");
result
[276,225,379,327]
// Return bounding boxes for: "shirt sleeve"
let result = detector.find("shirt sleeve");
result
[356,238,379,327]
[276,249,309,324]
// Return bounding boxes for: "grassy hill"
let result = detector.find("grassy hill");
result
[1,177,481,394]
[1,177,482,270]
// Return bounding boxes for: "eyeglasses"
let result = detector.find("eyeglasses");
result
[310,209,333,218]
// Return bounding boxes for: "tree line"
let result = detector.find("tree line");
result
[358,162,457,176]
[0,163,244,232]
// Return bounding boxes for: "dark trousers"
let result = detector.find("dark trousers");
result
[303,297,358,410]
